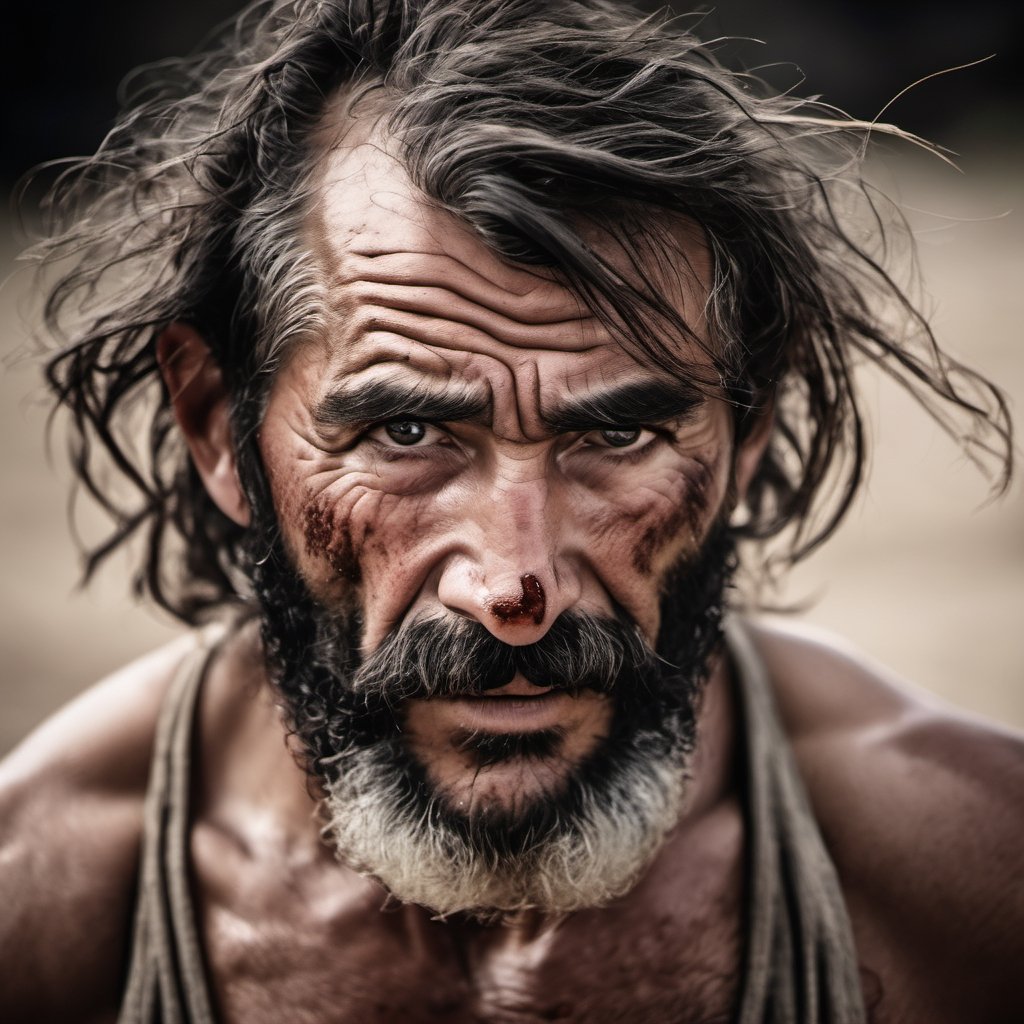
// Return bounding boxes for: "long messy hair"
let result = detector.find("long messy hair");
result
[27,0,1012,624]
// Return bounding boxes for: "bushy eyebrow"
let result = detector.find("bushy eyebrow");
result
[544,379,702,431]
[312,376,702,433]
[313,378,490,427]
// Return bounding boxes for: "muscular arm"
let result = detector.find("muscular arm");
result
[752,619,1024,1023]
[0,639,192,1023]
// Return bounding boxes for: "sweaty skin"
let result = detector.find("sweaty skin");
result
[1,131,1023,1024]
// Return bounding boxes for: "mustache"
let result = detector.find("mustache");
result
[349,611,661,706]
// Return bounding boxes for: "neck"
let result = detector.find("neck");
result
[680,646,740,822]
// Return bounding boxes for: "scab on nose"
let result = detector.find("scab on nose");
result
[488,573,546,626]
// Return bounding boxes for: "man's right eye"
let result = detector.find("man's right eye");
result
[363,420,457,454]
[373,420,431,446]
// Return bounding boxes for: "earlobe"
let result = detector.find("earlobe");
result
[157,323,251,527]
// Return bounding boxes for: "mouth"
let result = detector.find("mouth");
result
[427,674,597,734]
[473,674,556,698]
[400,675,615,814]
[400,672,613,789]
[446,690,572,732]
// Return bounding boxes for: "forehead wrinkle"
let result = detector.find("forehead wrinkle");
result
[323,332,457,379]
[333,286,608,356]
[310,137,523,295]
[396,196,530,299]
[304,135,715,440]
[318,236,609,356]
[505,358,547,443]
[309,132,717,373]
[339,250,595,327]
[309,138,608,336]
[324,235,604,348]
[324,288,609,366]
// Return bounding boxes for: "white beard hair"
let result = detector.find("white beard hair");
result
[319,728,692,920]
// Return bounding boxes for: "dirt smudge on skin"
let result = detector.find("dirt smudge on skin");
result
[490,573,546,625]
[303,499,362,584]
[633,503,693,575]
[632,462,713,574]
[303,501,333,555]
[591,504,646,546]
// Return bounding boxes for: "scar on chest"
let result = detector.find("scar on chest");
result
[302,499,362,584]
[489,573,546,625]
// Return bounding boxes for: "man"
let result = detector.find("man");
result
[1,0,1020,1020]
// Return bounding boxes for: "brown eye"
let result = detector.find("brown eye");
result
[384,420,427,445]
[599,428,641,447]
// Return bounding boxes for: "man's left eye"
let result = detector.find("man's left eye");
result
[596,428,642,448]
[384,420,427,445]
[572,426,660,457]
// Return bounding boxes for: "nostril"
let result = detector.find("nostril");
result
[489,573,546,626]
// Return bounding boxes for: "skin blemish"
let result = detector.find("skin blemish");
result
[590,504,645,547]
[303,500,333,555]
[302,499,362,584]
[632,463,714,574]
[489,573,546,625]
[632,503,692,575]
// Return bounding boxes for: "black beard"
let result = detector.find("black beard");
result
[244,498,737,857]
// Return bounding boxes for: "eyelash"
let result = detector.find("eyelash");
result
[363,420,668,462]
[584,428,670,464]
[364,421,453,459]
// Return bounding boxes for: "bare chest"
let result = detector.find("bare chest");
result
[200,922,739,1023]
[191,823,743,1024]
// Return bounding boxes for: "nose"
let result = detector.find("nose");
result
[436,470,581,644]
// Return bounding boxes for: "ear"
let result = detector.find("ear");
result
[157,323,251,527]
[732,401,774,507]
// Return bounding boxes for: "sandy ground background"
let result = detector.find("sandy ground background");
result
[1,154,1021,756]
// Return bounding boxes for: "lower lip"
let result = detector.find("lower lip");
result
[443,691,576,731]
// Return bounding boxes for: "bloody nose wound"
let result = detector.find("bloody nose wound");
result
[489,573,546,626]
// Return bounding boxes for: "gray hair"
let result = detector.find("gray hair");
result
[28,0,1012,622]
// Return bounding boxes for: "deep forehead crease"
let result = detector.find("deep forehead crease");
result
[336,247,593,326]
[347,228,548,296]
[321,247,612,355]
[313,138,601,326]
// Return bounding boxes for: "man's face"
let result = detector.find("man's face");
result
[254,139,742,914]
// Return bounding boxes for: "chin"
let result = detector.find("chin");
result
[428,729,588,823]
[319,714,694,920]
[407,699,612,823]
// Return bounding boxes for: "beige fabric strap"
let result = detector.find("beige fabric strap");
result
[727,618,867,1024]
[118,641,218,1024]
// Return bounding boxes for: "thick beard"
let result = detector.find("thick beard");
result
[246,508,736,919]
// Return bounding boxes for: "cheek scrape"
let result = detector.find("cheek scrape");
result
[303,499,363,584]
[632,462,715,575]
[489,573,546,625]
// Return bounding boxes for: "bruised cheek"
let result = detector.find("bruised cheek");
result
[630,458,716,574]
[288,476,450,622]
[582,456,720,588]
[302,498,364,585]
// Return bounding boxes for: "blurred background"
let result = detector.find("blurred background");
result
[1,0,1021,754]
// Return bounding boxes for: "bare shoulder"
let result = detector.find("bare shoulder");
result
[746,617,1024,1022]
[0,633,198,1022]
